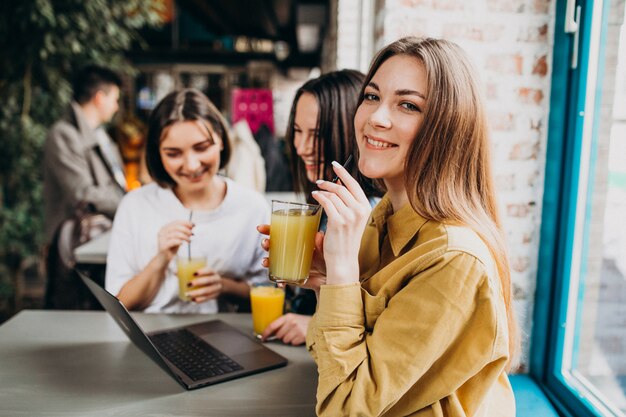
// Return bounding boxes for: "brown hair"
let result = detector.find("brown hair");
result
[359,37,519,369]
[285,70,382,201]
[145,88,231,188]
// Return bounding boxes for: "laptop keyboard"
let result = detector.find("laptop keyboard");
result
[150,329,243,381]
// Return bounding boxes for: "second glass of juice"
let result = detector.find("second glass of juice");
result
[250,282,285,338]
[268,200,322,285]
[176,256,207,301]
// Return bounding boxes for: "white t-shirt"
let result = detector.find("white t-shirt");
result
[105,178,269,313]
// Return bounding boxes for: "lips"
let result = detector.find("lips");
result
[301,158,323,171]
[180,168,208,182]
[365,135,397,149]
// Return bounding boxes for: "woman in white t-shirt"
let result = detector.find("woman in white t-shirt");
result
[105,89,268,313]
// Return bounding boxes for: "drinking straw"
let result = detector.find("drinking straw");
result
[315,155,354,216]
[188,210,193,261]
[331,154,353,184]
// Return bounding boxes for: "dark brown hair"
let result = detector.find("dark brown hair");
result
[72,65,122,104]
[285,70,382,200]
[145,89,231,188]
[359,37,519,369]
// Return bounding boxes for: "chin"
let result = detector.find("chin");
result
[358,160,382,180]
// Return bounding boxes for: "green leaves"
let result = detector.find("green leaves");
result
[0,0,164,300]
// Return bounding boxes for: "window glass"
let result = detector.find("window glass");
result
[563,2,626,414]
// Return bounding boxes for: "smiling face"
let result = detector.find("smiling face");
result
[159,120,222,192]
[354,54,428,190]
[293,93,323,183]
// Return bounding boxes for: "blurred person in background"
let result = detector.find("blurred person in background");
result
[105,89,268,313]
[44,65,126,309]
[260,70,382,345]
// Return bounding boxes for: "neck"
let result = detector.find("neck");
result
[384,177,409,213]
[174,176,226,211]
[77,102,102,130]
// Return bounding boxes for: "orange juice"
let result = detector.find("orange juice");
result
[176,257,207,301]
[269,205,321,285]
[250,285,285,336]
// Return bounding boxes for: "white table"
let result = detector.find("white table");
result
[0,310,318,416]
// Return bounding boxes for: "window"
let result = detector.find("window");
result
[534,0,626,416]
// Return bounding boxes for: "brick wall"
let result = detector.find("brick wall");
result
[359,0,557,369]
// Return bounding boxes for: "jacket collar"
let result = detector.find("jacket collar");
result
[370,194,429,257]
[68,102,98,148]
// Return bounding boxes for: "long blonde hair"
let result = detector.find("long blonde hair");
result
[360,37,519,369]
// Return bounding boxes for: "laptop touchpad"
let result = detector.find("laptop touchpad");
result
[199,331,264,356]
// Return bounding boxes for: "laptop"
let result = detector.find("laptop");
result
[78,271,288,390]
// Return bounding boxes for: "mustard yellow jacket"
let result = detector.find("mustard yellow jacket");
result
[306,196,515,416]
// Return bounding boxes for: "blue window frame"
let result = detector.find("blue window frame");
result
[532,0,626,415]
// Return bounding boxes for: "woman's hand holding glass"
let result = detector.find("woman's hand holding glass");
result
[157,220,194,264]
[184,267,224,303]
[257,224,327,294]
[311,162,371,285]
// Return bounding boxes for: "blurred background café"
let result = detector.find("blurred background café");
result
[0,0,625,415]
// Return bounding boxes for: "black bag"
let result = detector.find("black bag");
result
[45,202,112,309]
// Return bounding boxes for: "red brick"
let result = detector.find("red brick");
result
[522,232,533,244]
[517,87,545,105]
[443,23,505,42]
[398,0,432,6]
[496,174,516,192]
[486,0,550,13]
[509,141,540,160]
[507,203,532,217]
[511,256,531,272]
[518,23,549,42]
[486,54,524,75]
[433,0,466,10]
[532,55,548,76]
[490,112,515,131]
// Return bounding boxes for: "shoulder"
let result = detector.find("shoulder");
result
[118,183,162,212]
[412,220,496,279]
[46,118,79,146]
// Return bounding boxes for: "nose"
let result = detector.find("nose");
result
[183,152,201,172]
[368,104,392,130]
[295,133,315,157]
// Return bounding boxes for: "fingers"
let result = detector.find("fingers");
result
[159,221,194,249]
[261,238,270,251]
[187,273,222,301]
[261,314,288,340]
[272,314,307,346]
[314,231,325,253]
[256,224,270,236]
[330,161,369,202]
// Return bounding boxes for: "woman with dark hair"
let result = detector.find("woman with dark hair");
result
[106,89,268,313]
[260,37,518,415]
[260,70,382,346]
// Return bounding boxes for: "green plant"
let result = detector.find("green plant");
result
[0,0,164,316]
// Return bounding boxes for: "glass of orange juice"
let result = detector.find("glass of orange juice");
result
[250,282,285,338]
[269,200,322,285]
[176,256,207,301]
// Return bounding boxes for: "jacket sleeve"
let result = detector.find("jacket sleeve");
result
[45,126,122,217]
[306,251,508,416]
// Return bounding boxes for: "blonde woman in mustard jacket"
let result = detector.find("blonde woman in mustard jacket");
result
[259,37,519,416]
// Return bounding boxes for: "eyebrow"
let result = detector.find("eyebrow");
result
[368,82,426,100]
[161,139,213,151]
[293,123,319,132]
